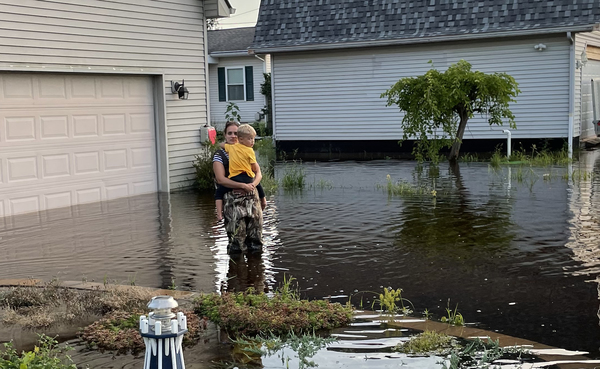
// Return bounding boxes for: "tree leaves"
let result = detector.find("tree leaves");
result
[381,60,520,162]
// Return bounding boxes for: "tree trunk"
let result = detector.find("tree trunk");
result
[448,113,469,162]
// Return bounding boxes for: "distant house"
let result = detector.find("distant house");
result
[0,0,233,217]
[252,0,600,156]
[208,27,270,129]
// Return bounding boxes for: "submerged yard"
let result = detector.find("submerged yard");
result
[1,149,600,367]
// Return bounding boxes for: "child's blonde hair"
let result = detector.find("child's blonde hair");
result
[237,124,256,139]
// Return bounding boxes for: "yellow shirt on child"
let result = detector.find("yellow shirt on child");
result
[224,143,256,178]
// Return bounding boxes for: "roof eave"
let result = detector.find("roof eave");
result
[251,24,597,54]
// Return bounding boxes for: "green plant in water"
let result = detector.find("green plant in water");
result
[0,334,77,369]
[441,338,529,369]
[381,174,432,198]
[396,330,457,355]
[281,160,306,191]
[372,287,414,317]
[441,301,464,326]
[308,178,333,190]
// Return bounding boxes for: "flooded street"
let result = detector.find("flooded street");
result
[2,151,600,358]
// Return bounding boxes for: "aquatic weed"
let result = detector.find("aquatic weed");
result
[440,300,464,326]
[396,330,457,355]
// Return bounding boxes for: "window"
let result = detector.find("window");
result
[226,68,245,101]
[218,66,254,102]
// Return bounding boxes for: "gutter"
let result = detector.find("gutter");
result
[251,24,596,54]
[567,31,575,160]
[208,50,250,57]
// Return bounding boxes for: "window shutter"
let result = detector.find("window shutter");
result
[218,67,226,102]
[245,66,254,101]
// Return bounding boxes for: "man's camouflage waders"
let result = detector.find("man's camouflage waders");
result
[223,189,263,254]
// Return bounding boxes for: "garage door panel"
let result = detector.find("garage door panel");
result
[0,73,158,217]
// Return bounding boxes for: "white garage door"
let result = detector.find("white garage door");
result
[0,73,158,217]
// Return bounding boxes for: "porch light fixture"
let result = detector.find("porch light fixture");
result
[171,80,189,100]
[533,43,546,51]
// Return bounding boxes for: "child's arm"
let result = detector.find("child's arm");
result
[213,161,254,192]
[251,162,262,188]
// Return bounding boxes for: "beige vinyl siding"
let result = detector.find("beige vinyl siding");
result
[0,0,208,189]
[209,56,266,129]
[575,31,600,140]
[272,35,570,141]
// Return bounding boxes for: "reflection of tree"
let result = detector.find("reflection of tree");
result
[391,163,515,260]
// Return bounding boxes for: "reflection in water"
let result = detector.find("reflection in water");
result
[2,155,600,355]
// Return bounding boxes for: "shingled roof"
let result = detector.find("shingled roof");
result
[208,27,255,54]
[252,0,600,52]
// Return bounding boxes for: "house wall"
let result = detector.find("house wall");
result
[0,0,208,189]
[575,31,600,140]
[272,35,571,142]
[209,56,266,129]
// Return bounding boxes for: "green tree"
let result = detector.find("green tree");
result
[381,60,520,162]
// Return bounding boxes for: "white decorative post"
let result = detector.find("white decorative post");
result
[140,296,188,369]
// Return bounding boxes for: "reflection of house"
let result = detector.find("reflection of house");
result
[0,0,233,217]
[252,0,600,154]
[208,27,270,128]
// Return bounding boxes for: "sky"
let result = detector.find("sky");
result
[218,0,261,29]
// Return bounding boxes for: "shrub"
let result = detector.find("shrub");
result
[0,334,77,369]
[79,309,207,355]
[192,142,219,191]
[194,280,352,337]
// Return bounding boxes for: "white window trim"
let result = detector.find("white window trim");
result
[225,66,246,101]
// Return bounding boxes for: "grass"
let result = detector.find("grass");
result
[379,174,436,198]
[440,301,465,326]
[489,144,571,168]
[193,276,353,337]
[281,160,306,191]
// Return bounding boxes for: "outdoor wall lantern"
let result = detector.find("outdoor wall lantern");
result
[577,49,588,69]
[171,80,189,100]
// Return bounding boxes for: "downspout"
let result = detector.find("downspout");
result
[567,32,575,160]
[204,17,211,127]
[254,54,267,119]
[271,54,276,141]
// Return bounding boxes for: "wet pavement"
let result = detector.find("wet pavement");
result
[1,150,600,362]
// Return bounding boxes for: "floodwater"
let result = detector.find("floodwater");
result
[2,150,600,362]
